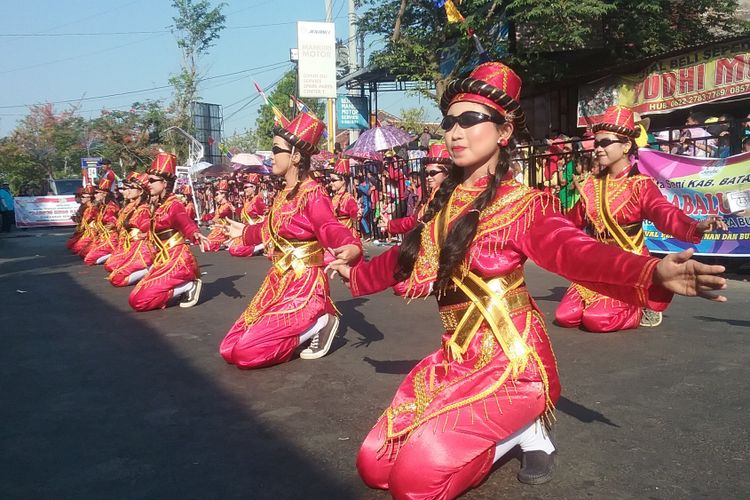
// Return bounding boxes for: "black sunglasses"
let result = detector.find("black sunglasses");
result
[272,146,292,155]
[329,177,343,182]
[425,169,446,177]
[440,111,504,131]
[593,138,628,149]
[148,177,164,184]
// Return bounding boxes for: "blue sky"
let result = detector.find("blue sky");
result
[0,0,441,138]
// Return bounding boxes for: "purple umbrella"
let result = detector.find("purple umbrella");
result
[346,125,414,154]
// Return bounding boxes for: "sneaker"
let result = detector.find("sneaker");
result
[639,308,663,327]
[517,450,555,485]
[179,279,202,308]
[300,314,339,360]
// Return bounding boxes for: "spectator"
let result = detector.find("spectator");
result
[742,137,750,153]
[419,127,432,151]
[742,114,750,137]
[679,112,714,157]
[0,183,15,233]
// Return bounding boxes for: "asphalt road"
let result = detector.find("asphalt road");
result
[1,229,748,500]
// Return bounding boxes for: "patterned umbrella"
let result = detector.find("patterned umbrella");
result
[346,125,414,154]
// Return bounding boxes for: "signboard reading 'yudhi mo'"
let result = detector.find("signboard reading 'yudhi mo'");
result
[578,38,750,126]
[337,95,369,129]
[297,21,336,99]
[638,149,750,257]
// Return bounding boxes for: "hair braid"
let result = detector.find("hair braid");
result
[285,154,312,200]
[434,147,510,291]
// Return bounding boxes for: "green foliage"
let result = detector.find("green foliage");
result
[253,69,326,150]
[399,106,427,132]
[357,0,749,99]
[170,0,226,130]
[223,128,263,153]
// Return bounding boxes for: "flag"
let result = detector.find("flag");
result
[207,136,215,146]
[443,0,465,23]
[254,81,288,126]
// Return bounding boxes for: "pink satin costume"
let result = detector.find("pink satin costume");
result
[227,194,268,257]
[205,200,235,252]
[81,201,119,264]
[348,177,673,499]
[106,203,156,287]
[219,179,360,369]
[128,194,200,311]
[555,169,699,332]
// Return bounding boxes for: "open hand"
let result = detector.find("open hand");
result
[325,260,352,287]
[222,219,246,239]
[653,248,727,302]
[194,232,211,253]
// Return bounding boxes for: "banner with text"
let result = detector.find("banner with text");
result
[578,38,750,127]
[337,95,369,129]
[15,195,79,228]
[638,149,750,256]
[297,21,336,98]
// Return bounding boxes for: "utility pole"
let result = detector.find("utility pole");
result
[348,0,360,145]
[325,0,336,152]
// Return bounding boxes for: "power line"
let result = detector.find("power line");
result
[0,60,290,109]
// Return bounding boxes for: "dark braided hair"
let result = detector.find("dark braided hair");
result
[285,152,312,201]
[395,146,512,291]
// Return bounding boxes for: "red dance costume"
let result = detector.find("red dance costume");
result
[228,189,268,257]
[555,106,700,333]
[219,178,359,368]
[205,181,234,252]
[347,62,676,499]
[66,192,94,251]
[128,154,201,312]
[350,176,674,499]
[82,199,120,265]
[106,203,155,287]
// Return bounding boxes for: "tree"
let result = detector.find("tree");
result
[399,106,428,133]
[253,69,326,150]
[170,0,226,131]
[223,128,263,153]
[88,100,172,172]
[357,0,748,100]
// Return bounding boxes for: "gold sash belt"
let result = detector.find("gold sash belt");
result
[439,268,532,378]
[152,229,185,264]
[271,240,324,276]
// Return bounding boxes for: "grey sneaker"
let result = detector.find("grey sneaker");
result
[517,450,555,485]
[300,314,339,360]
[639,308,662,327]
[179,279,202,308]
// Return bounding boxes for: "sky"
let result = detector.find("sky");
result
[0,0,441,138]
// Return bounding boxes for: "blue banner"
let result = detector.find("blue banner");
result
[337,95,369,130]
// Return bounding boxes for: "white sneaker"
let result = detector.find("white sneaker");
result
[639,308,662,327]
[300,314,339,360]
[179,279,202,308]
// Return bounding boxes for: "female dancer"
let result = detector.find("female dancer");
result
[66,186,96,252]
[227,174,267,257]
[327,62,726,499]
[554,105,728,332]
[204,179,235,252]
[382,142,451,235]
[329,158,360,239]
[106,172,156,287]
[128,152,210,311]
[220,111,361,368]
[82,177,120,265]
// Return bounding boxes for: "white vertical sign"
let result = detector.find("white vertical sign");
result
[297,21,336,98]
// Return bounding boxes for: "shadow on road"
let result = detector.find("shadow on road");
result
[556,397,619,427]
[693,315,750,328]
[363,356,421,375]
[533,286,568,303]
[335,297,385,349]
[0,263,353,498]
[201,273,246,301]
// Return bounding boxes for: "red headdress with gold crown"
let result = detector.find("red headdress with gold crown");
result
[424,143,451,166]
[128,172,150,191]
[273,111,326,156]
[243,173,260,187]
[440,61,528,136]
[216,179,230,192]
[592,105,640,139]
[333,158,351,177]
[81,185,96,196]
[147,152,177,179]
